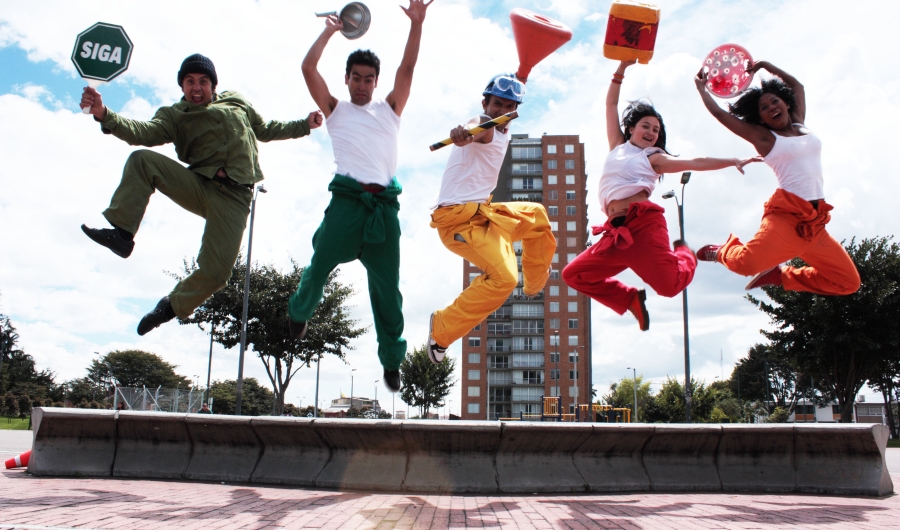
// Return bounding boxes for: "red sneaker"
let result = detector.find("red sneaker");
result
[627,290,650,331]
[697,244,721,262]
[745,265,784,290]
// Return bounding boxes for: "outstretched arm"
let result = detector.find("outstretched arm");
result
[301,16,342,118]
[748,60,805,123]
[385,0,433,117]
[606,61,633,151]
[694,69,774,156]
[648,152,763,175]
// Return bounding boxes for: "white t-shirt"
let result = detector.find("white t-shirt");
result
[432,123,510,209]
[597,141,663,216]
[325,99,400,187]
[764,125,825,201]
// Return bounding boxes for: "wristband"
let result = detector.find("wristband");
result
[611,78,622,84]
[612,73,624,79]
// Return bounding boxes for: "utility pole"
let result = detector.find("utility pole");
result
[236,184,266,415]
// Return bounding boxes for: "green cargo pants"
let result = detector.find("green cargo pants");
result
[102,149,252,318]
[288,175,407,371]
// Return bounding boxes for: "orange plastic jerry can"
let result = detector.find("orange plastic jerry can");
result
[603,0,660,64]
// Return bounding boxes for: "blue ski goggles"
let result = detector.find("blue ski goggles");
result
[483,74,525,104]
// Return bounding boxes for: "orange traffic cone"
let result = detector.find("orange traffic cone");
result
[5,450,30,469]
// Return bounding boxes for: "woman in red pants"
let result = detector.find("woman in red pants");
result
[693,61,860,295]
[562,61,760,331]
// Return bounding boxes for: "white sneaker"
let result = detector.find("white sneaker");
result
[428,312,447,364]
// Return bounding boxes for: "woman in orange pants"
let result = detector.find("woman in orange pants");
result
[694,62,860,295]
[562,60,761,331]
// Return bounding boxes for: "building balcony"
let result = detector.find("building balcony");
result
[488,345,511,353]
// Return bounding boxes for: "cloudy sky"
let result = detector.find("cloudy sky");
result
[1,0,897,414]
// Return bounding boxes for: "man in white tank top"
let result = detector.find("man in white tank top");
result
[287,0,433,394]
[426,74,556,364]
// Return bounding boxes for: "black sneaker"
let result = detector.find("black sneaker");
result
[384,369,401,393]
[81,224,134,258]
[427,312,447,364]
[137,297,176,336]
[288,315,308,340]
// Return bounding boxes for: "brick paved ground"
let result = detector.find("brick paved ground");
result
[0,470,897,529]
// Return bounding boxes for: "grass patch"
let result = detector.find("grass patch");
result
[0,417,30,430]
[888,438,900,448]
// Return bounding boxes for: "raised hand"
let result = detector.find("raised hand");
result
[694,68,708,92]
[81,86,106,119]
[324,13,343,33]
[307,110,324,129]
[400,0,433,24]
[747,60,771,75]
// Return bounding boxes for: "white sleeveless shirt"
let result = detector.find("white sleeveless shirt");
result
[764,125,825,201]
[597,141,663,216]
[433,124,510,209]
[325,99,400,187]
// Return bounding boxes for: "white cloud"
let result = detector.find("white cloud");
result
[1,0,899,415]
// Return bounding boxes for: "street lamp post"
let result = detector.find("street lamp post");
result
[205,314,215,406]
[626,367,638,422]
[350,368,357,412]
[374,380,379,411]
[554,330,560,413]
[661,171,692,422]
[235,184,267,416]
[313,354,322,418]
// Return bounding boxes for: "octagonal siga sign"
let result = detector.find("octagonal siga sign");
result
[71,22,133,82]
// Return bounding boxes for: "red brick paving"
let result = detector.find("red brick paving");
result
[0,470,897,529]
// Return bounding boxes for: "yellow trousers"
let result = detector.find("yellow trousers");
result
[430,201,556,348]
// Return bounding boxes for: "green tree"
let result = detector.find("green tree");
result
[748,237,900,423]
[0,314,56,399]
[207,378,275,416]
[399,345,456,419]
[603,375,652,420]
[63,377,102,406]
[642,377,717,423]
[177,257,366,415]
[731,343,808,414]
[2,392,19,420]
[87,350,191,390]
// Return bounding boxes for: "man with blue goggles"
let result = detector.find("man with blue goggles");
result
[426,73,555,364]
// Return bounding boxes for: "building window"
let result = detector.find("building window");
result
[512,338,545,354]
[468,403,480,414]
[513,370,544,385]
[512,320,544,334]
[568,352,579,363]
[552,253,559,263]
[565,253,575,263]
[468,272,480,284]
[468,386,481,397]
[566,175,575,185]
[473,323,481,331]
[565,144,575,153]
[569,386,579,397]
[568,318,578,329]
[549,318,560,329]
[549,285,559,296]
[566,221,576,231]
[550,270,560,280]
[512,304,543,317]
[549,302,560,312]
[549,334,560,346]
[547,175,557,185]
[512,146,541,158]
[549,386,559,397]
[568,335,578,346]
[566,190,576,200]
[549,368,560,380]
[547,160,557,169]
[566,237,576,247]
[549,352,559,362]
[488,322,511,335]
[550,221,558,231]
[566,205,576,215]
[548,206,558,216]
[468,353,480,364]
[568,301,578,312]
[568,286,577,296]
[468,369,481,380]
[569,370,579,380]
[565,160,575,169]
[549,190,558,200]
[547,144,557,154]
[512,162,541,174]
[468,337,481,347]
[512,387,543,402]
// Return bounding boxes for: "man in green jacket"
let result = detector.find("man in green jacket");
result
[80,54,323,336]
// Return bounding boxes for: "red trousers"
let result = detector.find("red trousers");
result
[562,201,697,315]
[718,189,860,295]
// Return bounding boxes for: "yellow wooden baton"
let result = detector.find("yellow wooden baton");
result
[429,111,519,152]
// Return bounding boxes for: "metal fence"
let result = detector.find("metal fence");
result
[114,386,210,413]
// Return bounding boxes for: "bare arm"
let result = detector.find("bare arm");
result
[694,69,774,156]
[648,152,763,175]
[301,16,342,118]
[749,60,805,123]
[385,0,432,117]
[606,61,633,151]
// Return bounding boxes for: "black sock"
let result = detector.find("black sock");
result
[113,225,134,241]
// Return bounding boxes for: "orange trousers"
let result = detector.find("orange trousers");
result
[718,189,859,295]
[430,201,556,348]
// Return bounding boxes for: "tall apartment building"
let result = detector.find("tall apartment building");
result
[460,133,593,420]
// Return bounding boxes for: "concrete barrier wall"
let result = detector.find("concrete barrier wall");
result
[27,408,895,496]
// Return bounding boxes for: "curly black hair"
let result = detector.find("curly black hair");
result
[622,100,668,152]
[728,78,796,126]
[346,49,380,77]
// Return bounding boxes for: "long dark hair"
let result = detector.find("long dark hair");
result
[728,78,796,126]
[622,100,668,152]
